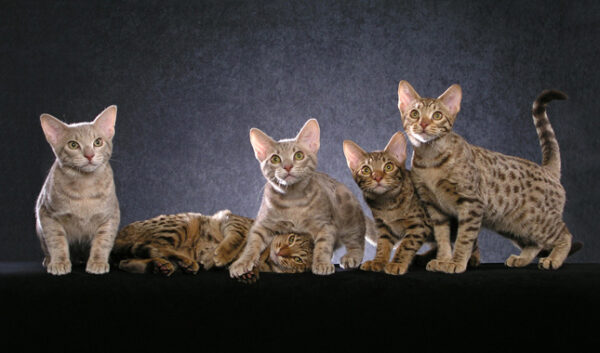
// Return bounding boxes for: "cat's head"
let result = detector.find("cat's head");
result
[269,232,313,272]
[40,106,117,173]
[343,131,408,195]
[397,81,462,147]
[249,119,320,192]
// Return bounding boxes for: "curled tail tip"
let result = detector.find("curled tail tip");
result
[534,89,568,110]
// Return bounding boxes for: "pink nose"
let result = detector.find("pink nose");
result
[85,154,94,162]
[420,122,429,130]
[284,165,293,172]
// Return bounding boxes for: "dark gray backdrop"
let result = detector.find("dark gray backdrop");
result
[1,0,598,263]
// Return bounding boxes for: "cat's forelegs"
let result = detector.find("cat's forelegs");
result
[506,246,542,268]
[87,219,119,274]
[386,226,428,275]
[360,230,394,272]
[312,225,336,275]
[424,205,452,272]
[38,216,71,275]
[229,225,270,279]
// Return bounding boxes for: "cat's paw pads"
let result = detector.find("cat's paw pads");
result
[237,268,260,284]
[229,260,255,279]
[47,260,72,275]
[312,262,335,275]
[340,255,361,270]
[384,262,409,275]
[178,259,200,274]
[153,260,176,276]
[360,260,386,272]
[86,261,110,275]
[538,257,562,270]
[426,259,466,274]
[505,255,531,268]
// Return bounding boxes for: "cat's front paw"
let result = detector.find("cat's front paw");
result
[177,259,200,274]
[505,254,532,268]
[538,257,563,270]
[384,262,409,275]
[237,267,260,284]
[86,260,110,275]
[312,262,335,275]
[152,258,176,276]
[360,260,386,272]
[229,259,255,279]
[47,260,72,275]
[426,259,466,274]
[340,254,361,270]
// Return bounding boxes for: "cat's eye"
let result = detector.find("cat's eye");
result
[294,256,303,263]
[432,111,443,120]
[288,234,296,244]
[270,155,281,164]
[294,151,304,160]
[93,138,103,147]
[67,141,79,150]
[410,110,420,119]
[361,166,372,175]
[384,162,394,172]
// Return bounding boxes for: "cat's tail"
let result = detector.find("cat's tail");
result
[532,89,567,178]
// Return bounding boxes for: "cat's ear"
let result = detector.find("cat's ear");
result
[438,84,462,116]
[398,80,421,114]
[40,114,68,146]
[343,140,367,171]
[295,119,320,154]
[384,131,407,165]
[249,128,276,162]
[93,105,117,139]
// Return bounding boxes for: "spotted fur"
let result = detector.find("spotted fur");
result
[112,210,313,278]
[397,80,577,273]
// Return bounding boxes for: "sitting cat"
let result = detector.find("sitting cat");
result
[397,80,578,273]
[343,132,480,275]
[36,106,120,275]
[229,119,367,278]
[112,210,313,281]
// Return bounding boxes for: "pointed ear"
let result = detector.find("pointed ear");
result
[384,131,407,164]
[93,105,117,139]
[343,140,367,171]
[438,84,462,116]
[295,119,320,154]
[40,114,68,146]
[398,80,421,114]
[249,128,276,162]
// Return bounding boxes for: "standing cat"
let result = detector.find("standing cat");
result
[397,80,575,273]
[229,119,366,278]
[112,210,313,280]
[36,106,120,275]
[343,132,434,275]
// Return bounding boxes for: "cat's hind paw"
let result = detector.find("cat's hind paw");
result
[360,260,386,272]
[178,259,200,274]
[505,255,532,268]
[152,259,176,276]
[426,259,466,274]
[538,257,563,270]
[47,260,72,275]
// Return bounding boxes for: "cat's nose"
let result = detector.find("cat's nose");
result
[373,172,383,182]
[420,121,429,130]
[84,153,95,162]
[283,164,293,172]
[276,246,291,257]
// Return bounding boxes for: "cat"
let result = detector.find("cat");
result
[36,106,120,275]
[343,132,481,275]
[397,80,577,273]
[111,210,313,282]
[229,119,367,278]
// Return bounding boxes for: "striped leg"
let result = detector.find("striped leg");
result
[87,218,119,274]
[312,225,336,275]
[385,221,429,275]
[361,230,395,272]
[539,223,572,270]
[424,205,452,272]
[229,224,272,279]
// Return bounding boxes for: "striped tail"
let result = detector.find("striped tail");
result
[532,89,567,178]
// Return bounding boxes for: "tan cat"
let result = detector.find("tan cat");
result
[112,210,313,281]
[36,106,120,275]
[397,80,576,273]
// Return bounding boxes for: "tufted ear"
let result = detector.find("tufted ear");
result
[438,84,462,116]
[295,118,320,154]
[343,140,368,171]
[398,80,421,114]
[383,131,407,165]
[40,113,68,147]
[93,105,117,139]
[249,127,276,162]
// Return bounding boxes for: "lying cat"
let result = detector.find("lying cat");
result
[36,106,120,275]
[397,81,579,273]
[112,210,313,281]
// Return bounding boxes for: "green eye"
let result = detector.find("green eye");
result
[294,151,304,160]
[93,138,103,147]
[384,162,394,172]
[68,141,79,149]
[410,110,420,119]
[361,166,371,175]
[294,256,303,263]
[270,155,281,164]
[288,234,296,245]
[432,111,443,120]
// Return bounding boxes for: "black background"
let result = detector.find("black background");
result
[1,0,598,263]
